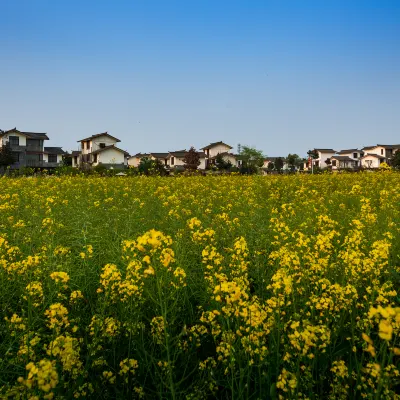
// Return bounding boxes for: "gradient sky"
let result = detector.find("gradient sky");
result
[1,0,399,156]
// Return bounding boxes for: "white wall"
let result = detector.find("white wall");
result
[80,135,118,155]
[1,132,27,147]
[361,155,382,169]
[364,146,386,157]
[205,144,232,158]
[317,151,336,168]
[96,148,125,165]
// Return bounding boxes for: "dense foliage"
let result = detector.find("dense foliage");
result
[0,173,399,399]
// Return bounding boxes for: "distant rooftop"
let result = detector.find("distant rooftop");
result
[78,132,121,143]
[201,141,233,150]
[0,127,49,140]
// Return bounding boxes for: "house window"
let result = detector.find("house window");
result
[171,157,174,165]
[164,159,167,165]
[48,154,57,163]
[81,142,84,150]
[381,149,383,155]
[355,161,358,167]
[12,152,20,162]
[86,141,90,150]
[94,154,98,163]
[353,153,358,158]
[9,136,19,146]
[331,160,337,167]
[74,156,78,165]
[99,143,106,148]
[315,160,319,167]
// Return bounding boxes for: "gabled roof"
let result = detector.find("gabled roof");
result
[130,152,150,158]
[91,145,129,155]
[0,127,49,140]
[168,150,187,158]
[78,132,121,143]
[201,141,233,150]
[44,147,65,155]
[361,154,386,160]
[336,149,363,155]
[150,153,169,159]
[314,148,336,153]
[71,151,81,156]
[167,150,206,159]
[376,144,400,149]
[331,155,355,161]
[362,145,376,150]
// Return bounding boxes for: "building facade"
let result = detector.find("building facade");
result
[0,128,65,169]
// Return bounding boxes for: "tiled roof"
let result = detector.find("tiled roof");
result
[377,144,400,149]
[314,148,336,152]
[44,147,65,155]
[361,154,386,160]
[71,151,81,156]
[78,132,121,143]
[91,145,129,155]
[0,128,49,140]
[150,153,169,159]
[168,150,187,158]
[131,153,150,158]
[337,149,363,154]
[331,155,354,161]
[201,141,233,150]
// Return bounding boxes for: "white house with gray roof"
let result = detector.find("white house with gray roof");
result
[73,132,129,169]
[0,127,65,169]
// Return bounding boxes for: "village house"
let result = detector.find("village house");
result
[201,141,236,168]
[304,149,336,170]
[360,144,400,169]
[150,153,169,167]
[166,150,207,170]
[0,127,65,169]
[73,132,129,169]
[330,149,364,170]
[262,157,288,173]
[127,153,151,168]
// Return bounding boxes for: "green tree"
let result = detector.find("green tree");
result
[287,153,301,171]
[0,144,16,168]
[215,153,232,171]
[267,162,275,171]
[138,157,167,176]
[275,157,284,172]
[183,147,200,171]
[239,146,265,174]
[390,151,400,169]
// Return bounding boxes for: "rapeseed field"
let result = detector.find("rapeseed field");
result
[0,173,399,399]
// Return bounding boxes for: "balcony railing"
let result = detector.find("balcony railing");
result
[26,145,44,152]
[3,143,27,151]
[26,160,60,168]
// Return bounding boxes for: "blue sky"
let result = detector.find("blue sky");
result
[1,0,399,156]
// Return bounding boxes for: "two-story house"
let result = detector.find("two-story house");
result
[330,149,364,170]
[310,149,337,169]
[0,127,64,169]
[201,141,235,169]
[74,132,129,169]
[361,144,400,168]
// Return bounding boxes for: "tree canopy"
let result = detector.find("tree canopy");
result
[183,147,200,171]
[239,145,265,174]
[0,144,16,167]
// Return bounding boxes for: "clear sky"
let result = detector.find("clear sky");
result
[1,0,399,157]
